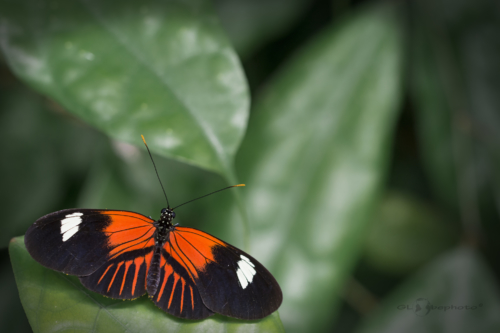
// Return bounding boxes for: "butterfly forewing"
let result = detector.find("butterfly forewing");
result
[166,227,283,320]
[25,209,155,277]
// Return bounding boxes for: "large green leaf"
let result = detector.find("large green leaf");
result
[9,236,284,333]
[232,4,403,332]
[356,247,500,333]
[0,0,249,175]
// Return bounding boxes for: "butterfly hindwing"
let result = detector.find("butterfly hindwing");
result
[25,209,155,278]
[166,227,283,320]
[79,243,154,299]
[200,243,282,319]
[150,248,214,319]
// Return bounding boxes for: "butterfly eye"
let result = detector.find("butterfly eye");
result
[171,212,176,218]
[161,208,167,215]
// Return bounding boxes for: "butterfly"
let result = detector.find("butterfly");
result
[24,136,282,320]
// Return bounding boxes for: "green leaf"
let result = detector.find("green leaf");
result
[9,236,284,333]
[234,4,403,332]
[0,0,249,175]
[364,191,459,276]
[356,247,500,333]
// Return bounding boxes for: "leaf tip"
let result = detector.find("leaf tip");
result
[9,236,20,245]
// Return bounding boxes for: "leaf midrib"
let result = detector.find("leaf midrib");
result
[77,0,228,173]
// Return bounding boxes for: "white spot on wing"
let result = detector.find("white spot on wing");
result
[240,255,255,267]
[236,269,248,289]
[62,227,79,242]
[61,212,83,242]
[60,217,80,233]
[64,212,83,219]
[240,262,256,282]
[236,255,256,289]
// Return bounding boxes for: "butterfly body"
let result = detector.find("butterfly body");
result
[25,207,282,320]
[146,208,175,296]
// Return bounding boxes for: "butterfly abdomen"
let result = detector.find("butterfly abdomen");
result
[146,245,163,297]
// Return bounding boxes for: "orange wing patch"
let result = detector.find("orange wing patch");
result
[175,227,225,247]
[101,211,155,259]
[165,227,226,279]
[79,211,155,300]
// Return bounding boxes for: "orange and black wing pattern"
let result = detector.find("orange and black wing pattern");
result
[158,226,282,320]
[150,247,214,319]
[25,208,155,299]
[25,208,282,319]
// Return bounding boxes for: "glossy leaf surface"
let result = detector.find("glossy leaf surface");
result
[0,0,249,174]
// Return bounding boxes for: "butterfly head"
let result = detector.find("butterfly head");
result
[159,208,176,227]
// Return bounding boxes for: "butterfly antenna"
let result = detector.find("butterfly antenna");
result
[172,184,245,210]
[141,135,170,208]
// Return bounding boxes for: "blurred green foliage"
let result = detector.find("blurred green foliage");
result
[0,0,499,332]
[363,192,459,275]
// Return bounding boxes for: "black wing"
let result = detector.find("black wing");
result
[25,208,155,279]
[164,226,282,320]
